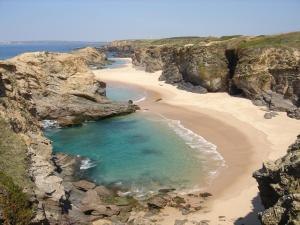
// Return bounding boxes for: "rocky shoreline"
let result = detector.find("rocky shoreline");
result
[102,32,300,120]
[51,153,213,225]
[101,33,300,225]
[0,47,137,224]
[0,34,299,224]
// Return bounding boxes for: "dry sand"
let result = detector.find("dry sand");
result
[93,59,300,225]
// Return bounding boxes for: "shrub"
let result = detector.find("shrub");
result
[0,171,33,225]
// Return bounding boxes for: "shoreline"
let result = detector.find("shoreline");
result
[93,60,300,224]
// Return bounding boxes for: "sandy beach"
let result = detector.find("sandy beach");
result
[93,59,300,225]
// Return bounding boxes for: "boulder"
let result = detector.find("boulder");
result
[94,186,113,197]
[147,195,168,210]
[253,135,300,225]
[73,180,96,192]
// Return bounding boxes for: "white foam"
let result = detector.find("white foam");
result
[42,120,59,129]
[80,158,96,170]
[133,96,146,103]
[145,112,226,184]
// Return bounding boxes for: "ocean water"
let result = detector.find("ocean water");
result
[105,58,129,69]
[0,41,106,60]
[45,82,224,196]
[106,83,147,103]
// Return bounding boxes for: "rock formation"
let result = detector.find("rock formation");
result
[2,50,136,127]
[253,135,300,225]
[72,47,108,69]
[0,48,136,224]
[104,32,300,119]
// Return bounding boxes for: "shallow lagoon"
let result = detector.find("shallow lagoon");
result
[45,63,224,196]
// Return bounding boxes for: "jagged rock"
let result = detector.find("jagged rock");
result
[253,135,300,225]
[73,180,96,191]
[159,63,182,83]
[132,46,165,72]
[104,36,300,119]
[72,47,108,69]
[0,48,138,224]
[81,189,102,205]
[147,195,168,210]
[0,51,136,128]
[94,186,113,197]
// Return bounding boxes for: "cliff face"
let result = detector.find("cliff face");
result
[0,48,136,224]
[105,32,300,119]
[253,136,300,225]
[4,51,135,127]
[233,47,300,117]
[72,47,108,68]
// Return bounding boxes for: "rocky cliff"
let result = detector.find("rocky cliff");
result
[253,136,300,225]
[72,47,108,69]
[105,32,300,119]
[0,48,136,224]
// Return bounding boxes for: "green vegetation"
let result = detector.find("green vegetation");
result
[198,63,207,80]
[0,171,33,225]
[238,32,300,49]
[120,35,240,47]
[0,117,31,188]
[117,31,300,50]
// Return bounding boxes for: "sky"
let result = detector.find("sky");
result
[0,0,300,42]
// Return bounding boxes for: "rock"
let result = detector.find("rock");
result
[199,192,212,198]
[158,188,176,194]
[73,180,96,191]
[159,63,182,83]
[94,185,113,197]
[93,219,113,225]
[170,196,186,207]
[147,195,168,210]
[104,35,300,120]
[81,189,102,206]
[72,47,108,69]
[253,135,300,225]
[174,219,188,225]
[132,46,165,72]
[1,52,136,128]
[264,112,273,119]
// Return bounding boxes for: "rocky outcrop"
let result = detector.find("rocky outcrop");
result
[0,50,137,224]
[101,40,135,57]
[253,135,300,225]
[233,47,300,118]
[2,51,136,127]
[104,32,300,119]
[72,47,108,69]
[132,46,166,72]
[161,46,229,92]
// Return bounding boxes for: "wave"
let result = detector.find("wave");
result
[167,119,224,162]
[80,158,97,170]
[145,112,226,181]
[133,96,146,103]
[42,120,60,129]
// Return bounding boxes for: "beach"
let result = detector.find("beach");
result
[93,59,300,224]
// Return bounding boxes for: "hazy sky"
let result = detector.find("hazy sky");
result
[1,0,300,41]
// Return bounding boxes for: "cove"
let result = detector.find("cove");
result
[45,62,224,196]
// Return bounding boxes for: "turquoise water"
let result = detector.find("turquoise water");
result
[105,58,129,69]
[45,111,223,195]
[44,60,224,196]
[106,83,146,103]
